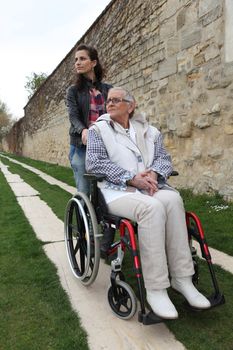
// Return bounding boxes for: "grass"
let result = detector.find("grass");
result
[180,189,233,256]
[1,152,233,350]
[0,169,89,350]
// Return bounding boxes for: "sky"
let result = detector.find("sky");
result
[0,0,111,120]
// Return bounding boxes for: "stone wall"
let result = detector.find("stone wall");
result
[3,0,233,200]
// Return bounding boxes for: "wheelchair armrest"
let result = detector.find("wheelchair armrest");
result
[85,172,179,181]
[85,172,178,181]
[84,173,106,182]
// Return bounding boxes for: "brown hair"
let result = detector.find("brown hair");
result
[75,44,105,90]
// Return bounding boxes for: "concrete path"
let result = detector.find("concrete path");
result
[0,154,76,195]
[0,160,186,350]
[2,154,233,275]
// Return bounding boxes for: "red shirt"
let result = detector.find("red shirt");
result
[89,88,105,126]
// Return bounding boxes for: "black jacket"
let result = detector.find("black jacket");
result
[66,80,112,146]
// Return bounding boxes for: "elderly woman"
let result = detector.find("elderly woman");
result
[86,87,210,319]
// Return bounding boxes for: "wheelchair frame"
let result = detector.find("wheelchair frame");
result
[64,174,225,325]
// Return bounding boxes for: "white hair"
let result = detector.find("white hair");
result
[108,87,135,103]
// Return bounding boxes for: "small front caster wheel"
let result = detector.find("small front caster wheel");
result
[107,280,137,320]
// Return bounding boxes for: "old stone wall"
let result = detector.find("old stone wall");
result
[3,0,233,200]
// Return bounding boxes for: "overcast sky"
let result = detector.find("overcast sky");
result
[0,0,111,119]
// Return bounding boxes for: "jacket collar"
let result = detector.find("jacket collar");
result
[96,114,148,158]
[84,77,102,90]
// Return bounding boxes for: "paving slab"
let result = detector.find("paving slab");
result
[0,162,11,174]
[17,196,64,242]
[0,161,38,196]
[4,174,24,183]
[0,163,23,183]
[7,182,39,197]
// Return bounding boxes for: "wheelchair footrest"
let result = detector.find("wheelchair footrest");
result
[138,310,163,325]
[209,292,225,308]
[183,292,225,312]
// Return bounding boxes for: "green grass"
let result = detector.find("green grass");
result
[0,170,89,350]
[180,189,233,256]
[1,152,233,350]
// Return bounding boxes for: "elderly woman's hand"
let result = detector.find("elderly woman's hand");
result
[128,171,158,195]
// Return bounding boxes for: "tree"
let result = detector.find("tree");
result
[0,100,14,138]
[0,101,10,126]
[25,72,48,98]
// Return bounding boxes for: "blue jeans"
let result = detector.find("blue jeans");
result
[69,144,90,195]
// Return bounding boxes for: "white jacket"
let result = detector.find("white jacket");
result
[89,113,164,202]
[92,113,160,175]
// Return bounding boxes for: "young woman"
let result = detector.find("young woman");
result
[66,44,112,195]
[66,44,114,256]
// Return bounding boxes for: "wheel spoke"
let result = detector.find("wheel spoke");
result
[80,248,86,273]
[73,239,80,255]
[115,300,122,312]
[80,239,87,256]
[89,258,94,271]
[122,299,130,310]
[118,290,130,310]
[76,208,85,233]
[68,224,79,234]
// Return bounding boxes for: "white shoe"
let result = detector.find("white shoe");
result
[171,276,211,309]
[147,289,178,319]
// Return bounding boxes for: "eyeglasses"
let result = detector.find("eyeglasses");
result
[105,98,130,105]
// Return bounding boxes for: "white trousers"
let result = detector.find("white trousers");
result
[107,189,194,290]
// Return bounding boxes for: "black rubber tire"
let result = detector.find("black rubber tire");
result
[64,192,100,286]
[107,280,137,320]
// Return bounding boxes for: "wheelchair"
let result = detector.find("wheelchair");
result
[64,173,225,325]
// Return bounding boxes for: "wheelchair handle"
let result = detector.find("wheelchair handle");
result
[170,171,179,176]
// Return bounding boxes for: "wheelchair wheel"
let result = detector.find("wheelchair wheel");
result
[107,280,137,320]
[64,192,100,286]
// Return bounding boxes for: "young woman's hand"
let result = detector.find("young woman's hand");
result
[81,129,88,145]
